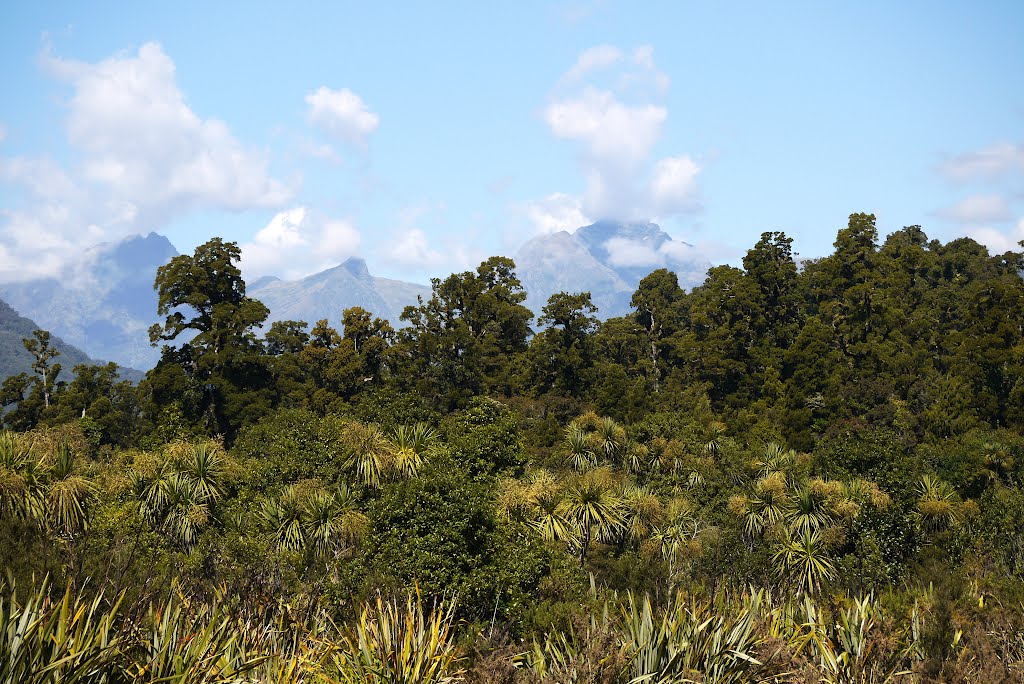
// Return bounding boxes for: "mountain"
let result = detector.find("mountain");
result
[0,232,178,371]
[249,257,431,328]
[0,296,143,384]
[1,233,430,370]
[515,220,710,319]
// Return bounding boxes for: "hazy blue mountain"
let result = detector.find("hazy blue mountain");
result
[0,233,178,371]
[249,257,431,328]
[0,296,143,383]
[1,233,430,370]
[515,220,710,319]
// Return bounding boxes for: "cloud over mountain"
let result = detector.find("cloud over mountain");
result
[539,44,701,223]
[0,42,292,283]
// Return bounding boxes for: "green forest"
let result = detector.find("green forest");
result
[4,213,1024,682]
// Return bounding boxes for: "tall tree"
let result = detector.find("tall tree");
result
[24,330,60,410]
[529,292,599,398]
[631,268,685,393]
[146,238,271,439]
[398,256,532,407]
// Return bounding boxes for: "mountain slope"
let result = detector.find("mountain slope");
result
[0,296,140,383]
[515,220,710,319]
[249,257,431,327]
[0,233,178,371]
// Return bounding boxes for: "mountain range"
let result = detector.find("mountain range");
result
[0,221,709,371]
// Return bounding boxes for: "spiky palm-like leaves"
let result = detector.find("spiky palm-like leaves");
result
[303,485,368,558]
[561,468,624,564]
[754,442,799,482]
[0,432,41,521]
[563,413,628,470]
[619,484,664,545]
[773,528,836,597]
[916,474,961,534]
[181,441,225,503]
[261,485,306,554]
[732,471,791,538]
[563,428,596,472]
[129,592,269,684]
[43,440,96,538]
[788,485,833,537]
[343,422,392,488]
[652,497,716,587]
[387,423,436,480]
[0,577,124,684]
[329,593,464,684]
[522,590,769,684]
[497,469,575,545]
[261,483,368,558]
[131,442,226,548]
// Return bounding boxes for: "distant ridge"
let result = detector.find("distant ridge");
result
[249,257,431,328]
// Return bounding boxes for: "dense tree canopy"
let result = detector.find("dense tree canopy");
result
[5,216,1024,681]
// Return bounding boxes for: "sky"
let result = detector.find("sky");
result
[1,1,1022,285]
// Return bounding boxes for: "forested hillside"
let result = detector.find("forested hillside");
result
[0,297,96,381]
[3,214,1024,682]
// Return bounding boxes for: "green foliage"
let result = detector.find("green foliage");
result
[329,592,464,684]
[4,213,1024,680]
[0,578,123,684]
[147,238,272,439]
[442,397,524,479]
[233,408,348,488]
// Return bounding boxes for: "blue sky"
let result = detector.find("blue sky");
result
[1,1,1022,284]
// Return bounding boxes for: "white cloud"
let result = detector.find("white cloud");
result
[0,43,293,282]
[380,203,482,279]
[520,192,591,235]
[604,236,700,269]
[546,87,666,167]
[389,227,446,267]
[936,193,1013,224]
[939,142,1024,183]
[306,86,379,146]
[240,206,361,280]
[649,155,701,215]
[45,42,291,215]
[563,45,623,81]
[302,141,339,161]
[966,218,1024,254]
[540,45,700,223]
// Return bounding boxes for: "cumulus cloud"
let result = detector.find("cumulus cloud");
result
[933,140,1024,252]
[0,42,293,282]
[546,87,666,167]
[540,45,700,222]
[938,142,1024,183]
[966,218,1024,254]
[520,192,592,235]
[44,42,291,215]
[650,155,701,215]
[306,86,379,146]
[240,207,361,280]
[936,194,1013,225]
